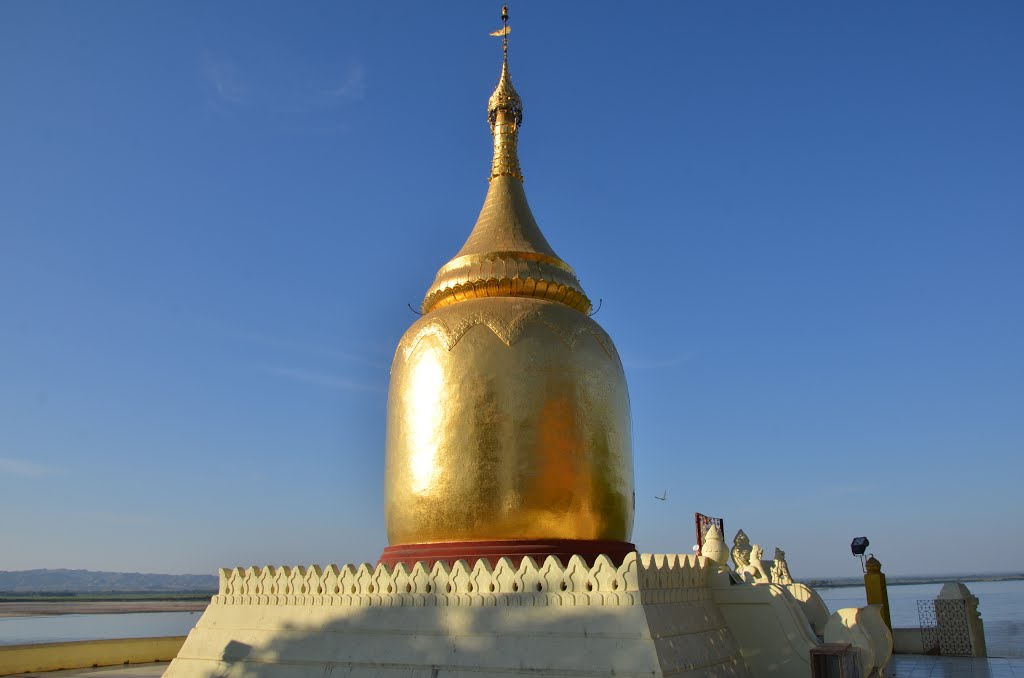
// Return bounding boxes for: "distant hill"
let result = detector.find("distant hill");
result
[0,569,218,593]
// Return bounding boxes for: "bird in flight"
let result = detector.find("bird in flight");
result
[655,490,667,501]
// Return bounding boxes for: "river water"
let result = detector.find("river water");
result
[0,610,200,646]
[1,580,1020,656]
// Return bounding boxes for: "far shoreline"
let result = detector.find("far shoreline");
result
[0,599,210,618]
[806,573,1024,589]
[2,573,1022,615]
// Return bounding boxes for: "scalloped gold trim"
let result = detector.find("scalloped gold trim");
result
[398,298,617,362]
[436,250,577,276]
[423,277,591,315]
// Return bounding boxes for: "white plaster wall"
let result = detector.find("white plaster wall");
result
[165,554,751,678]
[710,576,819,678]
[891,628,925,654]
[169,601,748,678]
[784,583,830,637]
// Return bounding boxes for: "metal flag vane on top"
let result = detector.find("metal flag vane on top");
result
[489,5,511,54]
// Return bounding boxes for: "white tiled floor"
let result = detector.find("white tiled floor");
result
[888,655,1024,678]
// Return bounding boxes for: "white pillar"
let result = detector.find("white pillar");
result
[936,582,987,657]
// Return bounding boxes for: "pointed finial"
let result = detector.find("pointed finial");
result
[502,5,509,55]
[487,5,522,180]
[489,5,512,56]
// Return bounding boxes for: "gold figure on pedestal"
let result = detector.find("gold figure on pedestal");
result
[383,8,634,555]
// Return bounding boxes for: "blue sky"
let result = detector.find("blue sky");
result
[1,2,1021,578]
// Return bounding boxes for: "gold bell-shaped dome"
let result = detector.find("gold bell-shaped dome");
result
[382,24,634,565]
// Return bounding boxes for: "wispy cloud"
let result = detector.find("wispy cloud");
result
[322,64,366,102]
[201,52,247,105]
[200,53,366,114]
[262,366,385,393]
[0,457,60,477]
[621,352,694,370]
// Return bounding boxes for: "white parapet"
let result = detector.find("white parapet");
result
[0,637,185,676]
[165,553,752,678]
[785,582,831,637]
[937,582,987,657]
[710,573,821,678]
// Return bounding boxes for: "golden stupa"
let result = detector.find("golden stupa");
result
[382,14,634,564]
[165,12,866,678]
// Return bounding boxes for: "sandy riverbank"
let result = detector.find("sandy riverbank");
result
[0,600,210,617]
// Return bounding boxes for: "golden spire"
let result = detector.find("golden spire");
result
[420,6,591,315]
[488,6,522,181]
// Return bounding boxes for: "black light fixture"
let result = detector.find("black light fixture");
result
[851,536,870,572]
